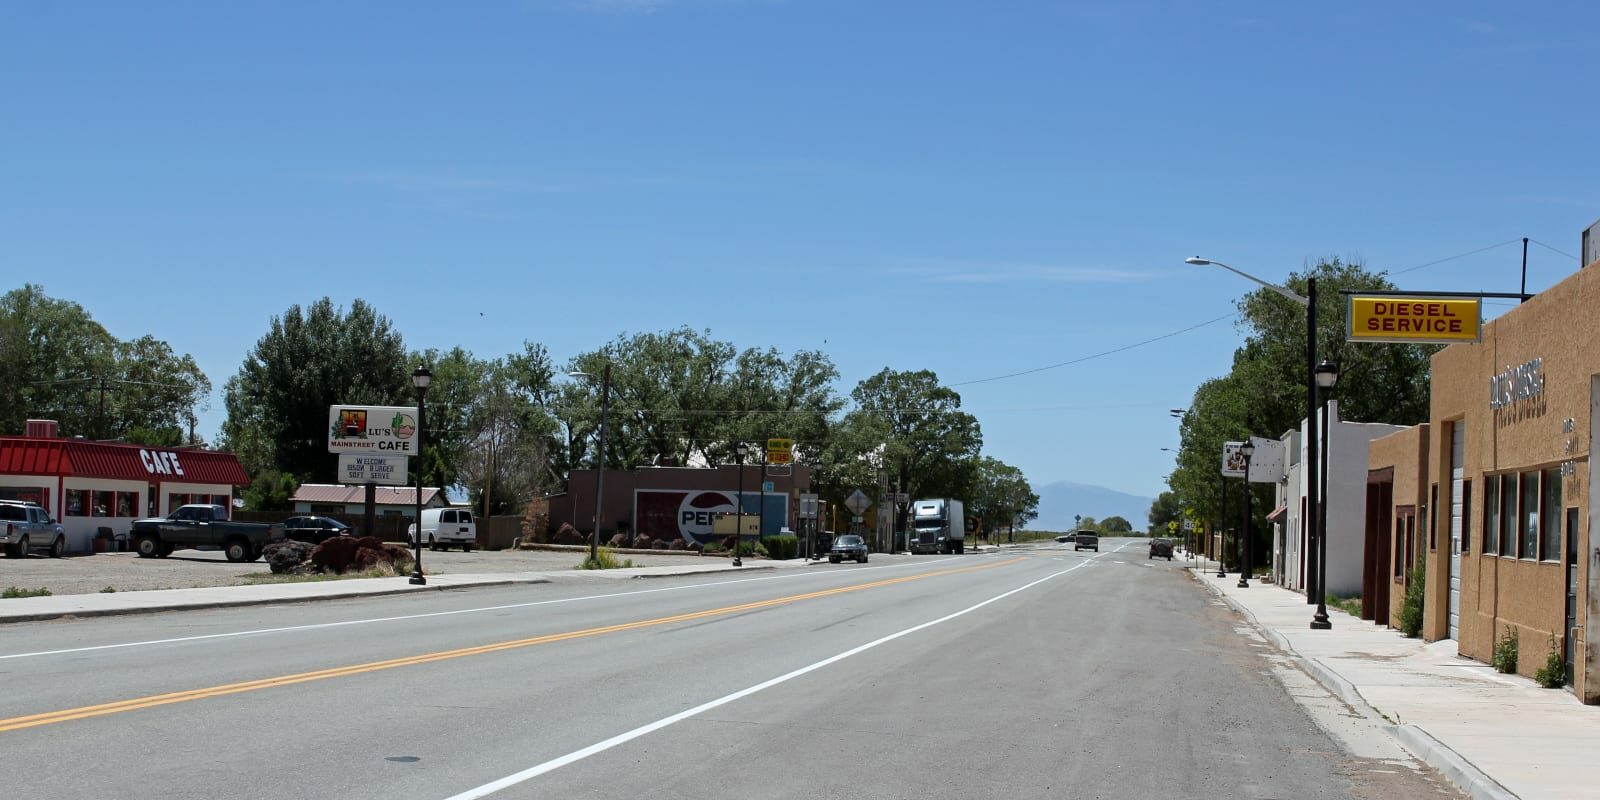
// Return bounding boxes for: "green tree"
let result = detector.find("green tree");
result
[1148,491,1181,534]
[221,298,409,483]
[847,369,983,520]
[1100,515,1133,534]
[968,456,1039,540]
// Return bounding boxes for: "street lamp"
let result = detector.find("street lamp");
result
[1188,257,1325,617]
[1238,438,1255,588]
[409,366,431,586]
[1311,360,1340,629]
[733,442,749,567]
[567,366,612,565]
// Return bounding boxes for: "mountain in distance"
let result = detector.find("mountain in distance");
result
[1030,480,1154,532]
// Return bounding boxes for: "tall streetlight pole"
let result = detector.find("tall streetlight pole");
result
[409,366,431,586]
[568,365,612,565]
[734,442,749,567]
[1238,438,1255,588]
[1311,360,1340,629]
[1187,258,1325,623]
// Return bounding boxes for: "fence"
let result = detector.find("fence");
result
[231,510,529,549]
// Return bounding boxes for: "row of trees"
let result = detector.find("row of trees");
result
[214,298,1042,527]
[1164,258,1437,557]
[0,285,211,445]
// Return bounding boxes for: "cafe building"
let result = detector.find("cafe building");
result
[0,420,251,553]
[1394,221,1600,702]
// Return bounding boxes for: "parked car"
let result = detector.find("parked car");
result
[1073,530,1099,552]
[828,534,869,564]
[130,504,285,562]
[1149,538,1174,560]
[408,507,476,551]
[283,515,353,544]
[0,500,67,558]
[1056,532,1074,543]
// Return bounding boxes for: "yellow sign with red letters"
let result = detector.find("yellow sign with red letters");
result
[1346,295,1481,344]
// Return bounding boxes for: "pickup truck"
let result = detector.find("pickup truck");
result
[0,500,68,558]
[130,504,285,562]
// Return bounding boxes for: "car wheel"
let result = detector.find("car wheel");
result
[861,555,869,563]
[462,544,473,553]
[224,538,251,563]
[135,535,159,558]
[829,556,840,563]
[49,536,65,558]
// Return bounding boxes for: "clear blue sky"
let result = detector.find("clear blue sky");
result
[3,1,1595,499]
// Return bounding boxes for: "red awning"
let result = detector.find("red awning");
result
[0,437,250,485]
[1265,504,1288,522]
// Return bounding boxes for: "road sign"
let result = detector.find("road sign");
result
[328,405,420,455]
[766,438,794,464]
[798,493,819,519]
[337,454,408,486]
[894,492,909,504]
[845,489,871,515]
[761,481,775,493]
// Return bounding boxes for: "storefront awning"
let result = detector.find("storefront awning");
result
[1265,504,1288,522]
[0,437,250,485]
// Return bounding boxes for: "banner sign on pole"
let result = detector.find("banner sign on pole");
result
[328,405,421,454]
[1346,295,1482,344]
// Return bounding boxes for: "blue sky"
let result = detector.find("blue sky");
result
[3,1,1595,499]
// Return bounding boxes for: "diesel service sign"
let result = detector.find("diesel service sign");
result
[1347,295,1481,344]
[328,405,420,454]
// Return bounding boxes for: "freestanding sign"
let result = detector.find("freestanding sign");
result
[328,406,421,454]
[1221,442,1248,478]
[767,438,794,464]
[1222,437,1284,483]
[337,454,408,486]
[1346,295,1482,344]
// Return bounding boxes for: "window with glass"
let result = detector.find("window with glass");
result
[92,490,115,517]
[66,489,87,516]
[168,493,185,512]
[1541,468,1562,561]
[1520,472,1539,560]
[117,492,136,517]
[1429,484,1439,550]
[1462,480,1472,554]
[1500,474,1516,556]
[1483,477,1498,554]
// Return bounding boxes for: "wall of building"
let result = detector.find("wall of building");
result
[1368,424,1429,627]
[554,464,813,544]
[1326,409,1408,597]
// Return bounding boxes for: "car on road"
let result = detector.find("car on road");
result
[828,534,868,563]
[283,515,353,544]
[1056,532,1075,543]
[0,500,67,558]
[1073,530,1099,552]
[1149,537,1174,560]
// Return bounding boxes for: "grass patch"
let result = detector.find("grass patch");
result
[1493,626,1519,674]
[100,586,117,593]
[575,548,635,570]
[3,586,53,599]
[1326,593,1362,617]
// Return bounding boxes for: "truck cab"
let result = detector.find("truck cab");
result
[909,498,965,555]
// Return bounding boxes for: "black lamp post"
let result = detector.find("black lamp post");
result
[733,442,748,567]
[1217,471,1228,578]
[1238,438,1255,588]
[409,366,431,586]
[1311,360,1340,629]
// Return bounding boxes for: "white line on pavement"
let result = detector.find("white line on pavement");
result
[439,559,1092,800]
[0,557,961,662]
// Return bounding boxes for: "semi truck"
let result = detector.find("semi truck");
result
[909,498,965,554]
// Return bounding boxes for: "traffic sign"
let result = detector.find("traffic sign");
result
[798,493,820,519]
[845,489,871,515]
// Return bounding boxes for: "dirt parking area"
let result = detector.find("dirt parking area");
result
[0,546,714,597]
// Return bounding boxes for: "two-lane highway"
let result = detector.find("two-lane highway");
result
[1,542,1457,799]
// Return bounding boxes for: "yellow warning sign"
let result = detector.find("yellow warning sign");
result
[1347,296,1481,344]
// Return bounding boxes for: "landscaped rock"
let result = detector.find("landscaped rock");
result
[667,538,686,550]
[652,539,669,550]
[608,533,630,549]
[631,535,654,550]
[310,536,362,573]
[310,536,413,574]
[263,540,314,574]
[554,523,584,546]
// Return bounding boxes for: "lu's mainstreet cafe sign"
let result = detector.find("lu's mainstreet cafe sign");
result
[1346,295,1482,344]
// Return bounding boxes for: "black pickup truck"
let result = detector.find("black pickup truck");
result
[130,504,285,562]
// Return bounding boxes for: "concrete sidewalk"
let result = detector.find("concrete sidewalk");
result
[1194,567,1598,800]
[0,560,794,624]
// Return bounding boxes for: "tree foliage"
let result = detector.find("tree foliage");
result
[968,456,1039,537]
[1148,491,1181,534]
[845,368,982,512]
[221,298,409,483]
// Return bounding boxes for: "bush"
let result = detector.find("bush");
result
[576,547,635,570]
[1398,554,1426,638]
[1493,626,1519,674]
[2,586,52,599]
[1534,634,1565,688]
[762,535,798,560]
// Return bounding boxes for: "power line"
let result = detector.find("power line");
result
[949,313,1237,387]
[1388,239,1522,276]
[1529,238,1580,262]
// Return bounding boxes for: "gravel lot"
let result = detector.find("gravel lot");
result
[0,546,717,597]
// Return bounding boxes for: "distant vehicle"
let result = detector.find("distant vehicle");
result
[1073,530,1099,552]
[409,507,476,551]
[1149,538,1174,560]
[909,498,965,554]
[283,515,353,544]
[1055,532,1076,543]
[828,534,868,564]
[0,500,67,558]
[130,504,284,562]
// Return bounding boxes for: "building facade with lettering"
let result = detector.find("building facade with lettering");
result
[0,422,250,553]
[549,464,814,546]
[1416,250,1600,702]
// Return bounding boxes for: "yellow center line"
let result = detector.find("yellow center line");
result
[0,557,1025,733]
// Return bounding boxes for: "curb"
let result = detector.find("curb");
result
[628,565,778,579]
[1188,569,1520,800]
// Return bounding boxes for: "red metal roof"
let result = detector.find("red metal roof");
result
[0,437,250,485]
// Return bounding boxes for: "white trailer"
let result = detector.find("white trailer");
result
[909,498,965,554]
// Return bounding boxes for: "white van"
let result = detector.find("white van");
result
[408,508,477,551]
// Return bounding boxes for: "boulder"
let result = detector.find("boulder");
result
[667,538,686,551]
[652,539,670,550]
[263,540,314,574]
[554,523,584,546]
[608,533,630,549]
[631,535,654,550]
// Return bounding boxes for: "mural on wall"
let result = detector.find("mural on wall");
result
[634,489,789,545]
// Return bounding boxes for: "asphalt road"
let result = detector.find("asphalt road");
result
[0,540,1460,800]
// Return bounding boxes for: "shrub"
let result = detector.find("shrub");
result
[1534,634,1566,688]
[1493,626,1519,674]
[100,586,117,593]
[1398,554,1426,638]
[762,535,798,560]
[576,547,635,570]
[2,586,52,599]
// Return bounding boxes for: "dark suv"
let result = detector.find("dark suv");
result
[829,534,869,564]
[1148,538,1174,560]
[1073,530,1099,552]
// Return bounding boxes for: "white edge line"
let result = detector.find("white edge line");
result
[0,557,963,662]
[441,559,1091,800]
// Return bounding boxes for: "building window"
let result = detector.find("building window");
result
[169,493,187,511]
[66,489,87,517]
[117,492,136,517]
[1519,472,1539,560]
[1541,468,1562,562]
[1461,480,1472,554]
[92,490,115,517]
[1483,477,1498,554]
[1500,474,1516,556]
[211,494,231,508]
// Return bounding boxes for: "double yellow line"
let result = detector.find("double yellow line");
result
[1,557,1022,734]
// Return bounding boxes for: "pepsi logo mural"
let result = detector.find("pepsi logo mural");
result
[634,489,786,545]
[679,491,736,541]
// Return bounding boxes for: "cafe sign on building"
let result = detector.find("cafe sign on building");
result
[1346,295,1482,344]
